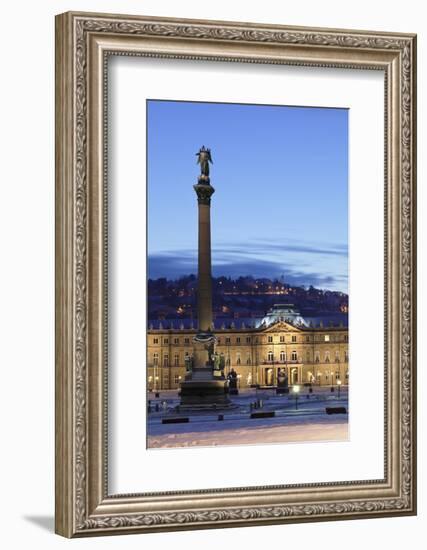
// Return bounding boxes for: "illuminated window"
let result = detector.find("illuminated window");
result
[268,351,274,362]
[291,350,297,361]
[280,351,286,362]
[324,335,330,342]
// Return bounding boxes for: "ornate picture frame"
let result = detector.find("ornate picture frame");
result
[55,11,416,537]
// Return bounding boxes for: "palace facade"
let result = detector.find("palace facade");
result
[147,305,349,391]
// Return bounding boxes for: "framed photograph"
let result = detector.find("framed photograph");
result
[55,11,417,537]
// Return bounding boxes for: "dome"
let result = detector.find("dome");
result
[258,304,308,328]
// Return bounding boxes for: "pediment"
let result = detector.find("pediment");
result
[262,321,303,333]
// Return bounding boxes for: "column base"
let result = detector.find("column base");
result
[179,369,234,410]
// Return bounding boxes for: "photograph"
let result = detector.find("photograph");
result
[146,99,349,449]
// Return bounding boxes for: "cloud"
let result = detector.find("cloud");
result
[148,239,348,291]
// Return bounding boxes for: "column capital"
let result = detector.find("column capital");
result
[193,183,215,205]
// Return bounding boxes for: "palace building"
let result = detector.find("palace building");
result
[147,304,349,391]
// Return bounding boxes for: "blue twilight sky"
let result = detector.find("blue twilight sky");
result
[147,100,348,293]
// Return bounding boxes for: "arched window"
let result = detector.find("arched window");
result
[291,350,297,361]
[163,354,169,367]
[280,350,286,362]
[153,353,159,366]
[236,353,241,365]
[267,351,274,362]
[325,351,330,363]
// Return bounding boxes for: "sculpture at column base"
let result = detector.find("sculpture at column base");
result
[179,332,233,410]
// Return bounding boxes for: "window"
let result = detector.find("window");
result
[226,337,231,344]
[226,356,231,366]
[153,353,159,366]
[324,335,330,342]
[344,350,349,362]
[268,336,273,343]
[236,337,241,344]
[174,354,179,366]
[163,354,169,367]
[291,350,297,361]
[236,353,241,365]
[174,338,179,345]
[306,351,310,362]
[163,338,169,344]
[174,374,181,384]
[335,350,340,363]
[153,338,159,344]
[184,337,190,345]
[217,338,221,345]
[291,335,296,343]
[246,336,251,343]
[280,350,286,362]
[325,351,330,363]
[306,335,310,342]
[315,351,320,363]
[246,354,251,365]
[267,351,274,362]
[343,335,348,342]
[279,335,285,343]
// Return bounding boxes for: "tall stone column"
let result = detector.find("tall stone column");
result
[179,147,231,409]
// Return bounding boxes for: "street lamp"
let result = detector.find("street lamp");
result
[293,385,300,410]
[337,379,342,399]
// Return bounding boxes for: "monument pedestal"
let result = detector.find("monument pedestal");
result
[179,335,232,410]
[179,371,231,410]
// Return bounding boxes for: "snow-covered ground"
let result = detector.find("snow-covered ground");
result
[147,387,349,449]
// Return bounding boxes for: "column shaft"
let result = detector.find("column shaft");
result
[197,203,213,332]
